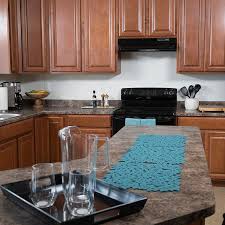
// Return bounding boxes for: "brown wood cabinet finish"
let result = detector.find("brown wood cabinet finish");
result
[35,117,50,163]
[0,139,18,171]
[177,0,206,72]
[48,116,64,162]
[147,0,176,37]
[50,0,81,72]
[82,0,117,72]
[0,118,33,143]
[178,116,225,182]
[204,0,225,71]
[9,0,21,73]
[35,116,64,163]
[20,0,49,72]
[18,132,35,168]
[65,115,111,128]
[119,0,146,37]
[0,0,11,74]
[205,130,225,180]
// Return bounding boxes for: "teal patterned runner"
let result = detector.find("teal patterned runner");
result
[104,134,186,192]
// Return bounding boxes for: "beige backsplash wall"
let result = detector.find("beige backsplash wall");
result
[1,52,225,101]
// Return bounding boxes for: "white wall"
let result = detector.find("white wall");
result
[2,52,225,101]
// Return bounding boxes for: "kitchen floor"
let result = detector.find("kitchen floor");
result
[206,186,225,225]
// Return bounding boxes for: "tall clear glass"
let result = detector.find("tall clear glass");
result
[31,163,57,208]
[58,126,97,202]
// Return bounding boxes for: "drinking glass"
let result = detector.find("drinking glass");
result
[67,169,94,216]
[31,163,57,208]
[91,136,110,172]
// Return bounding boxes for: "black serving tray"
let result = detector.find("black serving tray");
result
[0,174,147,225]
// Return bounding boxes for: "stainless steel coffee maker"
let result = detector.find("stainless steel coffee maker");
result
[1,82,23,109]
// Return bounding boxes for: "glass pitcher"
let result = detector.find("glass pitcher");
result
[58,126,97,201]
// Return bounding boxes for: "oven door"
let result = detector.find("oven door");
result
[112,114,176,135]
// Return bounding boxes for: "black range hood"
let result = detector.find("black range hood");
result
[119,38,176,52]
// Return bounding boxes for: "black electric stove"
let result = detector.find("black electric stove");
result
[112,88,177,135]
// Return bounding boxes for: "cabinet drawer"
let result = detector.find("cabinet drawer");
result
[80,128,112,137]
[0,118,34,143]
[177,117,225,130]
[65,115,111,128]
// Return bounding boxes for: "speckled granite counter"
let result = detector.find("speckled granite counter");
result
[0,102,118,127]
[0,126,215,225]
[2,100,225,127]
[176,101,225,117]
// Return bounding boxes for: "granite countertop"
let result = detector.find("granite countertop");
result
[176,101,225,117]
[2,100,225,127]
[0,126,215,225]
[0,101,118,127]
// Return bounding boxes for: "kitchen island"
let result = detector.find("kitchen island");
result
[0,126,215,225]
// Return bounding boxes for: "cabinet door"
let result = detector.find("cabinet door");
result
[82,0,117,72]
[177,0,205,72]
[147,0,176,37]
[18,132,35,168]
[21,0,49,72]
[48,116,64,162]
[35,117,50,163]
[119,0,146,37]
[50,0,81,72]
[204,0,225,71]
[0,139,17,171]
[9,0,21,73]
[205,130,225,181]
[0,0,11,74]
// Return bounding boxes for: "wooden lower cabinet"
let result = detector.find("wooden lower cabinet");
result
[0,139,18,170]
[0,118,34,171]
[18,132,35,168]
[35,116,64,163]
[178,116,225,182]
[205,130,225,180]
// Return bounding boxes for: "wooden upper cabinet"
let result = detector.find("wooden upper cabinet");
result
[0,0,11,74]
[204,0,225,71]
[147,0,176,37]
[82,0,117,72]
[20,0,49,72]
[49,0,81,72]
[119,0,146,37]
[177,0,206,72]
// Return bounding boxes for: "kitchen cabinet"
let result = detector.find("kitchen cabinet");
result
[9,0,49,73]
[177,0,205,72]
[0,0,11,74]
[18,132,35,168]
[35,116,64,163]
[204,0,225,71]
[0,140,17,171]
[147,0,176,37]
[49,0,81,72]
[177,0,225,72]
[177,116,225,182]
[20,0,49,72]
[0,118,34,171]
[119,0,146,37]
[82,0,117,72]
[119,0,176,38]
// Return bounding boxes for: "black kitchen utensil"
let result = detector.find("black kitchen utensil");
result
[193,84,201,98]
[188,85,194,98]
[180,86,189,98]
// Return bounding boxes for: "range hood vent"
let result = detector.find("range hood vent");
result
[118,38,177,52]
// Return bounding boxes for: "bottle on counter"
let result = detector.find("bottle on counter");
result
[104,94,109,107]
[92,90,97,108]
